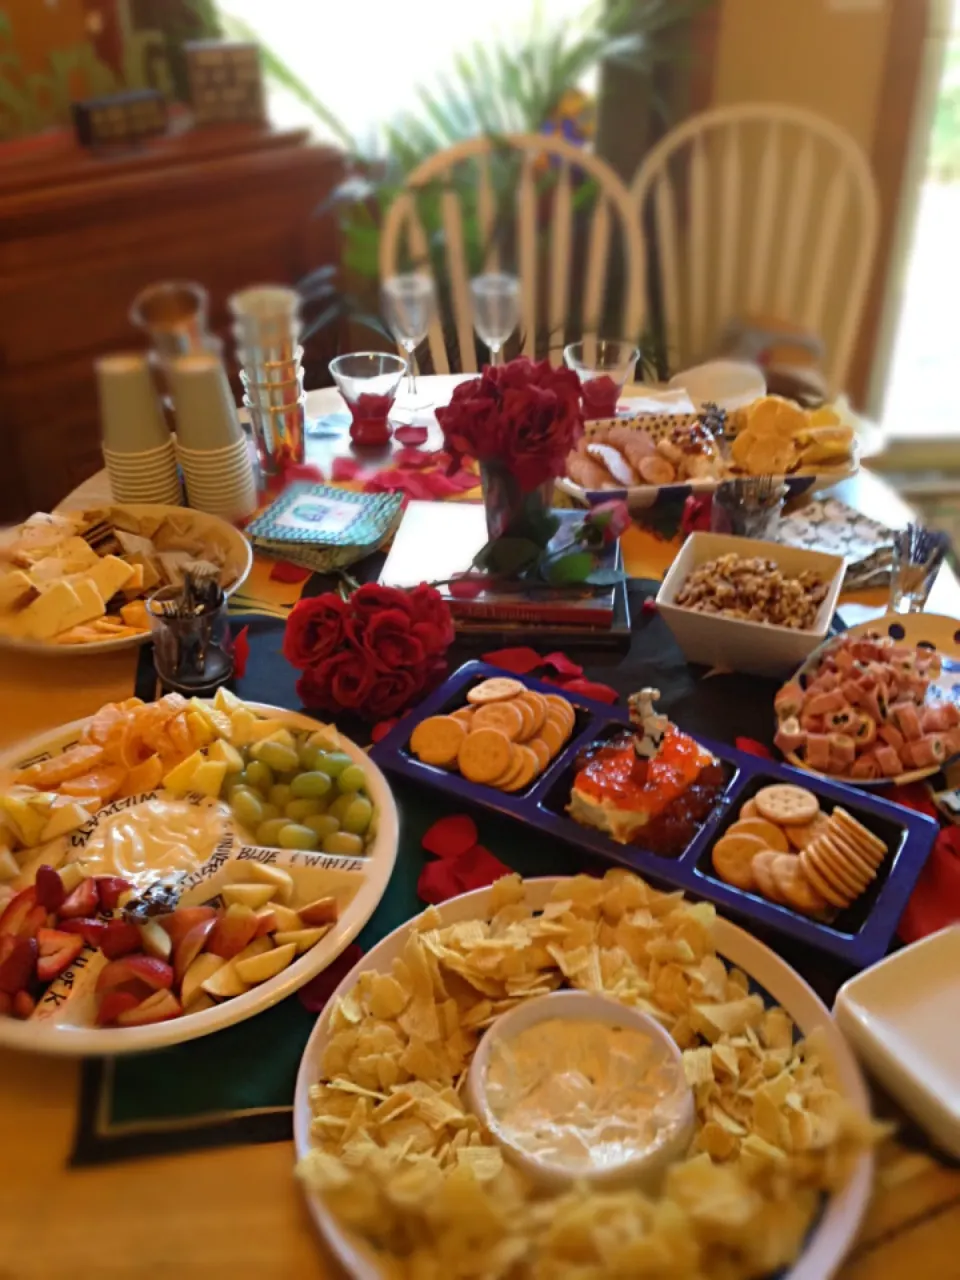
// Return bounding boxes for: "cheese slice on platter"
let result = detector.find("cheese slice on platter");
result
[86,555,135,604]
[0,570,38,613]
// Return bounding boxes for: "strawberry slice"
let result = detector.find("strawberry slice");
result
[59,878,99,920]
[0,887,38,937]
[56,917,106,948]
[96,955,173,993]
[99,920,142,959]
[158,906,216,949]
[0,991,12,1017]
[96,990,140,1026]
[12,990,35,1019]
[95,876,132,911]
[17,905,48,940]
[0,937,38,994]
[0,936,13,967]
[115,989,182,1026]
[34,866,65,912]
[36,928,84,982]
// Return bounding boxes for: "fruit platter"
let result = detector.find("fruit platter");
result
[0,690,397,1053]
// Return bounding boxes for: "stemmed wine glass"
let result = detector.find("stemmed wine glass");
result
[470,273,520,366]
[382,274,436,413]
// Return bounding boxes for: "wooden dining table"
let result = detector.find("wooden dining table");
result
[1,380,958,1279]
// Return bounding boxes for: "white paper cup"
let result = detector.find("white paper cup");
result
[96,353,171,454]
[166,354,243,451]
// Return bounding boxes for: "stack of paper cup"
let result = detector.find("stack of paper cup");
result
[97,353,182,504]
[167,353,258,521]
[230,285,306,476]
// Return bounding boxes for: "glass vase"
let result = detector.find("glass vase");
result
[479,462,554,542]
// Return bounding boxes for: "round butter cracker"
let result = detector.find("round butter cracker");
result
[410,715,466,767]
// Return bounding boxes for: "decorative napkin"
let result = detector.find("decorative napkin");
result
[777,498,894,589]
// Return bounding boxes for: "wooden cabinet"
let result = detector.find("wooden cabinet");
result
[0,125,343,519]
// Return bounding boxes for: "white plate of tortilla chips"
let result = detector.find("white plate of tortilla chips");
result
[294,872,875,1280]
[0,504,252,655]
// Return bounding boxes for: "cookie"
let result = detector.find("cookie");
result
[501,744,540,793]
[467,677,525,705]
[799,847,850,908]
[728,817,789,853]
[520,691,548,737]
[458,727,513,783]
[527,738,550,771]
[832,808,887,863]
[713,833,766,890]
[770,854,829,915]
[785,813,828,851]
[752,850,787,903]
[740,798,759,820]
[472,700,524,741]
[755,784,820,827]
[488,743,520,788]
[543,694,575,733]
[410,716,466,767]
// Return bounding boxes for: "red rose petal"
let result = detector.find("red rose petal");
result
[541,651,584,679]
[420,471,461,499]
[371,718,399,743]
[394,425,429,447]
[297,944,365,1012]
[283,462,326,485]
[417,858,465,905]
[561,677,618,704]
[394,446,436,469]
[231,625,250,679]
[453,844,512,890]
[422,814,478,860]
[481,647,544,675]
[447,469,480,491]
[448,575,485,600]
[641,599,658,616]
[332,457,363,482]
[269,560,312,583]
[735,737,773,760]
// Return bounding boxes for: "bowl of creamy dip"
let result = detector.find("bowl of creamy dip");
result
[466,989,695,1190]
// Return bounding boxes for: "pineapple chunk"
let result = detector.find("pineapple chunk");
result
[207,738,244,775]
[246,720,295,746]
[185,710,216,749]
[307,726,341,752]
[241,861,294,902]
[41,801,92,843]
[0,848,19,881]
[188,698,232,740]
[189,759,227,799]
[222,882,275,910]
[161,750,205,794]
[229,709,258,747]
[213,687,243,714]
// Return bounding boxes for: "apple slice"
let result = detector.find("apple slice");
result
[272,926,330,955]
[0,849,18,883]
[234,942,297,985]
[97,955,173,993]
[206,904,258,959]
[253,907,277,938]
[158,906,217,948]
[138,919,172,961]
[268,903,303,933]
[180,952,225,1009]
[173,917,217,983]
[115,989,182,1026]
[184,992,216,1015]
[233,935,273,963]
[97,990,140,1026]
[36,927,83,981]
[241,862,294,903]
[298,896,338,927]
[221,883,275,911]
[200,960,248,1000]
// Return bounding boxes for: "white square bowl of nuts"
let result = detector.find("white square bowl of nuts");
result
[656,532,845,676]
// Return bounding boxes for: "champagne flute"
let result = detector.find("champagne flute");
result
[382,273,436,412]
[470,273,520,366]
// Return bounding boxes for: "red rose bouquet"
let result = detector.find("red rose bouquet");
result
[283,582,454,721]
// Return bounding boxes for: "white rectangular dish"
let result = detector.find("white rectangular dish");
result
[655,531,845,677]
[834,926,960,1159]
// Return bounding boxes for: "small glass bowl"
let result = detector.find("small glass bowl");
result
[329,352,407,447]
[564,339,640,419]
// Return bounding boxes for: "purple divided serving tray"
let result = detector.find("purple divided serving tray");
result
[371,662,939,967]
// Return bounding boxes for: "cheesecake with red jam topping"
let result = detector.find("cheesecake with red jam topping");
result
[568,689,725,854]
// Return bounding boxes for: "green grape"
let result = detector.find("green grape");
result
[259,802,280,823]
[226,774,249,799]
[336,764,367,794]
[340,796,373,835]
[290,771,333,800]
[253,742,300,773]
[316,751,353,778]
[278,823,320,851]
[256,817,289,847]
[304,813,341,839]
[244,760,275,794]
[269,783,293,810]
[322,831,364,856]
[327,793,354,823]
[285,797,322,822]
[230,789,264,832]
[297,738,316,767]
[221,771,243,798]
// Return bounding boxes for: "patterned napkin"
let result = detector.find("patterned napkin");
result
[777,498,894,589]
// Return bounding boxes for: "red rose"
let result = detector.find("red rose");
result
[297,649,375,713]
[282,593,351,669]
[406,583,455,655]
[364,667,420,717]
[359,608,426,671]
[589,498,631,544]
[350,583,414,624]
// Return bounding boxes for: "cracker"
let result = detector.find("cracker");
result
[751,850,787,903]
[785,813,828,851]
[527,738,550,771]
[755,784,819,827]
[511,698,537,741]
[488,743,519,788]
[740,798,759,820]
[451,707,475,729]
[501,745,540,793]
[770,854,829,915]
[832,808,887,861]
[543,694,575,733]
[410,716,466,767]
[712,833,766,890]
[824,824,880,882]
[472,700,524,741]
[728,817,789,853]
[811,837,870,896]
[519,691,548,737]
[467,677,525,705]
[458,727,513,783]
[539,718,567,759]
[799,848,851,908]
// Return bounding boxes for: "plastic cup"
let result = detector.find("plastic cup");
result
[236,345,304,384]
[240,368,304,409]
[96,354,171,454]
[131,281,209,358]
[166,354,243,451]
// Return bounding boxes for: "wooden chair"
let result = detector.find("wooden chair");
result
[631,103,880,394]
[378,133,645,373]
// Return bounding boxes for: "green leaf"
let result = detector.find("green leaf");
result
[473,537,542,575]
[543,551,596,586]
[586,567,628,587]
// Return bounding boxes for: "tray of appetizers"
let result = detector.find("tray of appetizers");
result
[0,691,397,1053]
[370,662,937,965]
